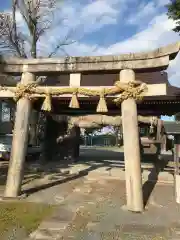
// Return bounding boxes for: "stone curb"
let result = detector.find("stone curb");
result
[85,174,174,185]
[0,193,27,201]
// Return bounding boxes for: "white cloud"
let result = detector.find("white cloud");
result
[127,2,157,25]
[81,0,118,19]
[65,14,177,55]
[54,0,121,32]
[37,0,125,56]
[156,0,170,7]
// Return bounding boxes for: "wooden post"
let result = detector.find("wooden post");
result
[155,118,163,160]
[174,135,180,204]
[72,126,80,162]
[29,110,39,146]
[120,69,144,212]
[156,119,163,141]
[4,71,35,198]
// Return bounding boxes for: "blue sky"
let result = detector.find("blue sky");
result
[0,0,179,122]
[0,1,10,10]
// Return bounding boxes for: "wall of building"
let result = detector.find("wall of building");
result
[0,100,15,134]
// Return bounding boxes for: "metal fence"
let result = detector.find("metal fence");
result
[82,135,117,146]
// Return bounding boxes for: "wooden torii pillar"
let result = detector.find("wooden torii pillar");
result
[4,70,35,197]
[0,42,179,213]
[120,69,144,212]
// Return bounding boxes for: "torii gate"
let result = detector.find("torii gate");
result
[0,42,179,213]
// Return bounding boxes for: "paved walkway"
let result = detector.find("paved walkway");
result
[25,177,180,240]
[20,147,179,239]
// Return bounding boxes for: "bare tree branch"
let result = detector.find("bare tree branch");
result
[0,0,85,59]
[48,40,76,57]
[0,13,26,57]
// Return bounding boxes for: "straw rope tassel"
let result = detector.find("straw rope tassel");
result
[69,89,80,109]
[96,89,108,112]
[41,88,52,112]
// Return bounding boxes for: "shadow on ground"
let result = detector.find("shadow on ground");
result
[0,146,175,207]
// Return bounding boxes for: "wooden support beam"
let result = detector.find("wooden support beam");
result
[69,73,81,86]
[156,118,163,141]
[0,57,169,73]
[61,115,159,127]
[4,72,35,198]
[0,42,179,73]
[120,69,144,212]
[0,83,167,98]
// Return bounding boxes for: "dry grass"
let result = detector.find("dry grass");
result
[0,201,56,238]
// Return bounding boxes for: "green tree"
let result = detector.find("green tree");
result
[167,0,180,33]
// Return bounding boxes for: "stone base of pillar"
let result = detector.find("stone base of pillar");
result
[121,204,144,213]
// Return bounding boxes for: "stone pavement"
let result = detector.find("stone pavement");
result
[23,146,175,205]
[26,177,180,240]
[20,147,179,239]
